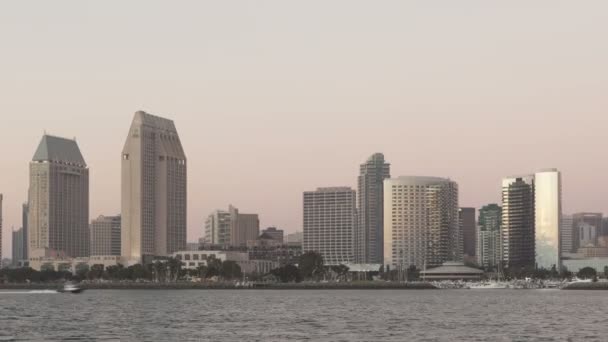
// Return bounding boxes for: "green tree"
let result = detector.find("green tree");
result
[221,260,242,280]
[41,263,55,272]
[166,258,183,282]
[578,267,597,279]
[331,264,349,281]
[88,264,105,280]
[406,265,420,281]
[75,263,90,279]
[299,251,324,280]
[271,264,302,283]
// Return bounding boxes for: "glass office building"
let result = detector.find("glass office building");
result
[534,169,562,271]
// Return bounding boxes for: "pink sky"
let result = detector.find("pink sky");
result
[1,1,608,257]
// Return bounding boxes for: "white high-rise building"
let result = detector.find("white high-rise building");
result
[560,215,574,255]
[303,187,356,265]
[383,176,460,269]
[534,169,562,271]
[121,111,187,262]
[28,135,90,258]
[203,210,231,245]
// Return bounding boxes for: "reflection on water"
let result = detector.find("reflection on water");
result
[0,289,606,341]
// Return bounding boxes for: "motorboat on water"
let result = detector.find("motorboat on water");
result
[468,281,510,289]
[58,282,85,294]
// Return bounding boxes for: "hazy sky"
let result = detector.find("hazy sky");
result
[1,1,608,257]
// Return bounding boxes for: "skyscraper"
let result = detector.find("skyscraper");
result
[303,187,356,265]
[477,204,502,270]
[121,111,187,262]
[534,169,562,270]
[501,175,535,270]
[28,135,90,258]
[501,169,562,271]
[21,203,29,261]
[356,153,390,264]
[383,176,460,269]
[459,207,476,260]
[0,194,3,261]
[90,215,121,256]
[12,228,26,266]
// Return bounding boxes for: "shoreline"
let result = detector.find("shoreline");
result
[0,281,438,290]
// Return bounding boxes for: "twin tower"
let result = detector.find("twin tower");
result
[28,111,187,263]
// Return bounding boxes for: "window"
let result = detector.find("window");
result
[123,154,129,160]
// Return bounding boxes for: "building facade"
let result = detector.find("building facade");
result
[356,153,390,264]
[0,194,2,262]
[560,215,574,255]
[303,187,356,265]
[28,135,90,258]
[459,207,476,260]
[501,175,535,270]
[572,213,602,251]
[90,215,121,256]
[12,227,26,266]
[476,204,502,270]
[121,111,187,262]
[261,227,284,243]
[230,206,260,247]
[203,210,231,245]
[383,176,460,269]
[534,169,562,270]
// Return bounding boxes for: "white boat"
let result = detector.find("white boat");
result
[59,282,85,294]
[469,281,509,289]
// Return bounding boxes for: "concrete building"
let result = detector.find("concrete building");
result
[21,204,29,261]
[12,227,27,266]
[29,255,122,272]
[0,194,2,262]
[501,175,535,270]
[383,176,460,269]
[420,261,484,281]
[459,207,476,261]
[534,169,562,270]
[286,231,303,246]
[203,210,231,245]
[90,215,121,256]
[28,135,90,258]
[121,111,187,262]
[477,204,502,270]
[303,187,356,266]
[261,227,284,243]
[356,153,390,264]
[561,215,574,255]
[230,206,260,247]
[572,213,602,250]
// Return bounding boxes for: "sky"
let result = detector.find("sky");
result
[1,1,608,257]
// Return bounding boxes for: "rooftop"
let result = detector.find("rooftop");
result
[32,134,86,166]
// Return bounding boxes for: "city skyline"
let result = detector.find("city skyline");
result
[2,2,608,257]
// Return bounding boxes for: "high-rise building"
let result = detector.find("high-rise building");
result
[121,111,187,262]
[572,213,602,251]
[21,203,29,261]
[476,204,502,270]
[0,194,3,262]
[28,135,90,258]
[286,231,303,246]
[459,207,476,260]
[534,169,562,270]
[560,215,574,255]
[90,215,121,256]
[303,187,356,265]
[383,176,460,269]
[356,153,390,264]
[230,206,260,247]
[501,175,535,270]
[203,210,231,245]
[501,169,562,271]
[261,227,284,243]
[12,228,26,266]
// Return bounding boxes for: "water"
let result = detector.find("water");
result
[0,289,606,341]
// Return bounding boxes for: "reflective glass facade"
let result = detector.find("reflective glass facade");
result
[534,169,562,271]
